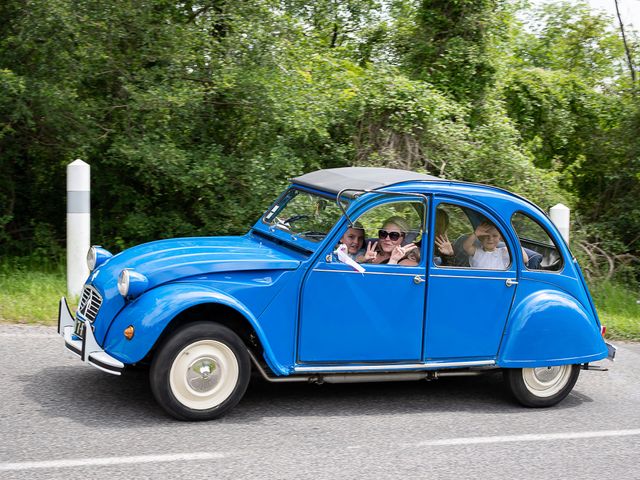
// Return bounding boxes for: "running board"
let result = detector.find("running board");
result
[248,350,496,384]
[293,359,495,374]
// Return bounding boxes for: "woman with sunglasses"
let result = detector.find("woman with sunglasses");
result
[357,216,419,266]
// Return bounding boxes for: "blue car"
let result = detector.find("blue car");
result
[58,167,615,420]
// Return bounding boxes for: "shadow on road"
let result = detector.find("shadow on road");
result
[18,365,593,426]
[18,367,167,427]
[232,373,592,421]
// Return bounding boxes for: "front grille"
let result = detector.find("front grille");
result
[77,285,103,322]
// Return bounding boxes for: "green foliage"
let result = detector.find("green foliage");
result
[402,0,512,104]
[502,68,588,169]
[0,0,638,283]
[349,67,469,169]
[503,1,640,265]
[572,97,640,252]
[513,1,625,83]
[347,69,567,209]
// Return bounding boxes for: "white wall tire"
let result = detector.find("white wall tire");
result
[150,322,250,421]
[169,340,240,410]
[504,364,580,408]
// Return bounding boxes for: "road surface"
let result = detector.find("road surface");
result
[1,325,638,479]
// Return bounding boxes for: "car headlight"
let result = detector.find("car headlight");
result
[117,269,148,299]
[117,269,130,297]
[87,246,113,271]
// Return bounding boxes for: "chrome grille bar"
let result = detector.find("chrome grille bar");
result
[76,285,103,323]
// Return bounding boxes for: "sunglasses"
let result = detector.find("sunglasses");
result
[378,229,405,241]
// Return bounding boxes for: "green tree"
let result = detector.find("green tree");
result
[401,0,511,106]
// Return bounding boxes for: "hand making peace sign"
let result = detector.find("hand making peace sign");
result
[363,241,378,262]
[389,243,417,264]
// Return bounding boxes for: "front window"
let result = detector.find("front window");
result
[262,189,345,243]
[349,200,425,266]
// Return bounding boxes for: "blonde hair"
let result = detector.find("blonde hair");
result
[435,209,449,235]
[382,216,410,233]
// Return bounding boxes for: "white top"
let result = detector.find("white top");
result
[470,247,510,270]
[67,159,90,191]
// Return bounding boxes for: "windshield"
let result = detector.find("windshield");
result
[262,189,346,243]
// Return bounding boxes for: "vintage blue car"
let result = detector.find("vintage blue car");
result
[58,167,615,420]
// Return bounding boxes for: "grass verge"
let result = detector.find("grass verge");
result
[1,259,638,340]
[591,281,640,341]
[0,258,76,324]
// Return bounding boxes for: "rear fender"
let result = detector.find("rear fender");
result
[102,283,287,374]
[498,288,608,367]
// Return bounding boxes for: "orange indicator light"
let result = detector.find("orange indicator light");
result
[124,325,135,340]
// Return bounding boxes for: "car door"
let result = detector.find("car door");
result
[424,199,519,360]
[297,197,428,363]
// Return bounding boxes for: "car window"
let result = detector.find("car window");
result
[262,189,345,243]
[348,200,425,266]
[511,212,564,271]
[433,203,511,270]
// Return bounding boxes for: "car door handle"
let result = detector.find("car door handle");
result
[413,275,425,285]
[505,278,518,287]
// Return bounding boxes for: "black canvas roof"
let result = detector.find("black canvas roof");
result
[291,167,441,198]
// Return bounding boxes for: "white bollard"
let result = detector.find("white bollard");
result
[550,203,570,244]
[67,159,90,299]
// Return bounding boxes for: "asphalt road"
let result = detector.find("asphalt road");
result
[1,324,639,480]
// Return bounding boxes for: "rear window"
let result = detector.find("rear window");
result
[511,212,564,271]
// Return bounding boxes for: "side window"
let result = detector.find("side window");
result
[511,212,563,271]
[341,201,425,266]
[433,203,511,270]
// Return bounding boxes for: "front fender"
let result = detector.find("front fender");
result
[102,282,286,374]
[498,288,608,367]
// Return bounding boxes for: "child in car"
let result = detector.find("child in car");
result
[463,221,528,270]
[339,223,366,260]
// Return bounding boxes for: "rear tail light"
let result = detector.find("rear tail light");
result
[601,325,607,337]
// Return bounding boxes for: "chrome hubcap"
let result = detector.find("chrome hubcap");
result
[522,365,572,398]
[533,366,562,383]
[186,357,222,393]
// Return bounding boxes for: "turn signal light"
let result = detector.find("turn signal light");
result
[124,325,135,340]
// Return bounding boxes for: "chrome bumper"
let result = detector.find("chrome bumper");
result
[606,342,616,361]
[57,297,125,375]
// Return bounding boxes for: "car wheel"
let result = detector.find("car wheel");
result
[150,322,250,421]
[504,364,580,408]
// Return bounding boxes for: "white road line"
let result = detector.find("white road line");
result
[0,452,229,472]
[4,430,639,471]
[411,429,640,447]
